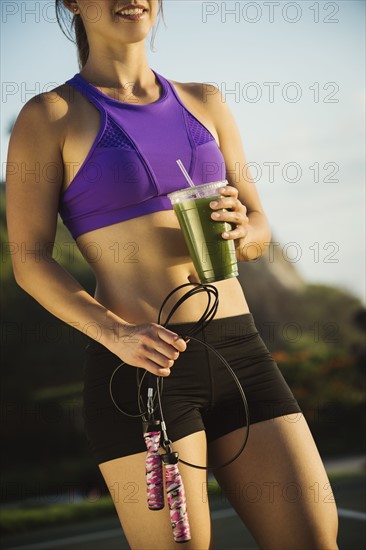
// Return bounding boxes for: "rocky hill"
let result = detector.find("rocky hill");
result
[236,238,305,335]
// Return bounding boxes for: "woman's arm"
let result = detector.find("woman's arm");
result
[6,93,186,375]
[201,84,272,262]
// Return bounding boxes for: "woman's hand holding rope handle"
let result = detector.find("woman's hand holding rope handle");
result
[108,323,187,377]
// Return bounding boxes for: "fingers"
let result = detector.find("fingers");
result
[133,346,176,377]
[155,325,188,352]
[140,356,172,378]
[218,185,238,198]
[136,324,189,377]
[144,348,176,370]
[115,323,189,377]
[209,185,249,240]
[211,208,245,225]
[210,197,245,213]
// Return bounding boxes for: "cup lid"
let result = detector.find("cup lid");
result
[167,180,228,203]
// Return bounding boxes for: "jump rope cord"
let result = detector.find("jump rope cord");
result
[109,282,250,470]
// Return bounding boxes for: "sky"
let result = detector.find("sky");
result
[1,0,365,302]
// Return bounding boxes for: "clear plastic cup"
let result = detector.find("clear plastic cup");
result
[168,180,239,283]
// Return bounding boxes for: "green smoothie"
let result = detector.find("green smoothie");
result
[173,195,239,283]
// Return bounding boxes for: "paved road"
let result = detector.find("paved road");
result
[0,509,255,550]
[1,506,365,550]
[1,458,365,550]
[2,485,365,550]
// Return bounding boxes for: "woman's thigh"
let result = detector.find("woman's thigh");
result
[208,413,339,550]
[99,430,212,550]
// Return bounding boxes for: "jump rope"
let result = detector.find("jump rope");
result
[109,282,250,543]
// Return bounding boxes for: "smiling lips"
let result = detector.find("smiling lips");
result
[116,5,147,20]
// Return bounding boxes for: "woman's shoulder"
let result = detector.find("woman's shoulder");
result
[15,83,78,126]
[168,78,229,131]
[10,83,80,146]
[169,78,222,105]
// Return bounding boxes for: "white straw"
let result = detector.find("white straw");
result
[176,159,195,188]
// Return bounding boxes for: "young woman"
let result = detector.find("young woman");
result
[6,1,339,548]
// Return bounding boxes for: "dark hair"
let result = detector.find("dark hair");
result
[55,1,164,69]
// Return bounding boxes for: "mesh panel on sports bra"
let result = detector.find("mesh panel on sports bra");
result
[184,110,215,146]
[98,115,135,150]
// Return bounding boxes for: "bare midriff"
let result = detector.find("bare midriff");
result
[76,209,250,325]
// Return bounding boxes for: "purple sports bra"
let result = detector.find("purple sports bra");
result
[58,70,226,240]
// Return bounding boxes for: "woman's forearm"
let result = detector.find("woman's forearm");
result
[13,257,135,351]
[234,211,271,262]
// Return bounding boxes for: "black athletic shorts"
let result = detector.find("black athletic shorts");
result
[82,313,302,464]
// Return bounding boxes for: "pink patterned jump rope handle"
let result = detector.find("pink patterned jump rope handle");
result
[143,427,164,510]
[162,452,191,543]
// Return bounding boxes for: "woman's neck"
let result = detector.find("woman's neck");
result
[79,42,153,90]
